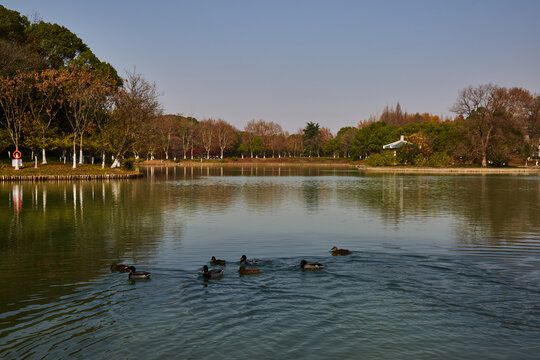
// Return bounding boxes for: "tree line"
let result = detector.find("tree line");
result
[1,5,539,168]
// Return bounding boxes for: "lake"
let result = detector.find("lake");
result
[1,166,539,359]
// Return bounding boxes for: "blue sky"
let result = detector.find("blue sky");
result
[4,0,540,133]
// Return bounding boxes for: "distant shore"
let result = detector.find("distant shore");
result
[139,159,354,167]
[140,159,540,174]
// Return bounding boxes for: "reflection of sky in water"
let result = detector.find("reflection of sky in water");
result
[167,175,457,267]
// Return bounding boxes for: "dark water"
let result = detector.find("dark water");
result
[1,166,539,359]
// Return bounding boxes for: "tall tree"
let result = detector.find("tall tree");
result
[178,116,198,159]
[0,5,29,43]
[287,130,304,157]
[267,121,284,157]
[303,122,321,156]
[197,118,216,159]
[0,71,32,169]
[107,70,160,167]
[25,22,88,69]
[157,114,179,160]
[27,69,62,164]
[250,136,264,157]
[337,126,358,157]
[60,66,114,168]
[451,84,525,167]
[214,119,236,159]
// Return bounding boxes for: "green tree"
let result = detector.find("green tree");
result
[0,5,29,43]
[303,121,321,156]
[250,136,264,157]
[25,22,88,69]
[336,126,358,157]
[323,138,340,157]
[351,122,398,159]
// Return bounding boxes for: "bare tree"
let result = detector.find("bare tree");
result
[267,121,283,158]
[287,129,304,157]
[60,66,113,168]
[107,69,161,168]
[27,69,62,164]
[157,114,179,160]
[451,84,501,167]
[452,84,531,167]
[0,71,32,169]
[197,118,215,159]
[178,116,197,159]
[214,118,236,159]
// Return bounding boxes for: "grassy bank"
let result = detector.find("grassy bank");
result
[0,162,142,181]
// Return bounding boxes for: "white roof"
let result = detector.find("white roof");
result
[383,135,410,149]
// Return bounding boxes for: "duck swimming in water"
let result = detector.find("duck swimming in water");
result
[128,266,151,279]
[240,255,257,265]
[211,256,226,266]
[238,266,261,275]
[331,246,351,256]
[111,263,131,272]
[300,260,324,270]
[202,265,224,279]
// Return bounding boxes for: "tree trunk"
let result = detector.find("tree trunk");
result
[102,152,105,169]
[79,134,83,164]
[42,148,47,164]
[72,135,77,168]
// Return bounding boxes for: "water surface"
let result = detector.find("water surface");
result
[1,166,539,359]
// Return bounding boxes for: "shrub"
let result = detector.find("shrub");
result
[427,152,451,167]
[365,152,396,166]
[121,158,135,170]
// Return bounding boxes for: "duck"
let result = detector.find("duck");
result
[238,266,261,275]
[128,266,151,279]
[111,263,131,272]
[211,256,226,266]
[300,260,324,270]
[240,255,257,266]
[202,265,224,279]
[331,246,351,256]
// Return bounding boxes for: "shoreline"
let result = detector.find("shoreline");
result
[140,160,540,174]
[0,173,143,182]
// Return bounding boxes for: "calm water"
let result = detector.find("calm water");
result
[1,166,539,359]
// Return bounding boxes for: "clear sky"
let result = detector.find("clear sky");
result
[4,0,540,133]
